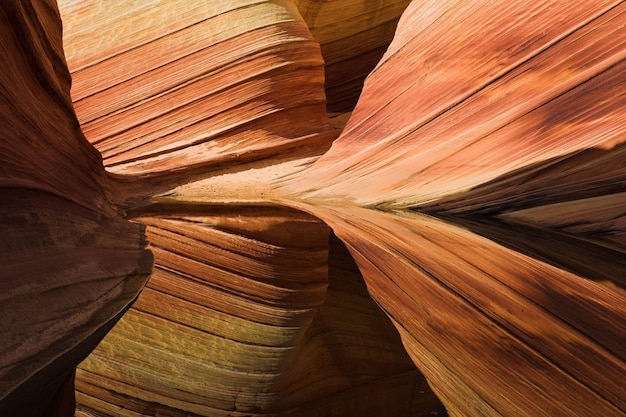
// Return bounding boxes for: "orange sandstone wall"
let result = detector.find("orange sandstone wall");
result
[2,0,625,416]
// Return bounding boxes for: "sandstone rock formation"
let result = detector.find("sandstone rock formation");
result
[0,1,152,415]
[1,0,625,416]
[295,0,412,112]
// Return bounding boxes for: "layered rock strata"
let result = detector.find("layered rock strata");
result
[0,1,152,416]
[75,205,443,416]
[295,0,412,112]
[1,0,625,416]
[282,1,626,415]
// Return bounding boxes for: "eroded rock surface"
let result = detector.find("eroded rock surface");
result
[0,1,152,416]
[2,0,625,416]
[59,0,337,184]
[295,0,412,112]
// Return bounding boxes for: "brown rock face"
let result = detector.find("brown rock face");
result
[0,1,152,416]
[2,0,625,417]
[295,0,412,112]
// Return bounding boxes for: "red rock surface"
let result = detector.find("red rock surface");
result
[280,2,626,415]
[59,0,337,183]
[295,0,412,112]
[0,1,152,415]
[73,205,442,416]
[292,203,626,417]
[288,1,626,210]
[2,0,625,416]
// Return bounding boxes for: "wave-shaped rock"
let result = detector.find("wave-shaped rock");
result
[289,1,625,210]
[59,0,337,183]
[2,0,625,416]
[74,205,442,416]
[295,204,625,417]
[284,2,626,414]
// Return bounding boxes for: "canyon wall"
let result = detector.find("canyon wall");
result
[0,1,152,415]
[1,1,624,416]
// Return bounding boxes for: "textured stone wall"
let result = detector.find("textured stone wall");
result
[1,1,625,416]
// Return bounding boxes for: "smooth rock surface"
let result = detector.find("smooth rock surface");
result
[2,0,625,416]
